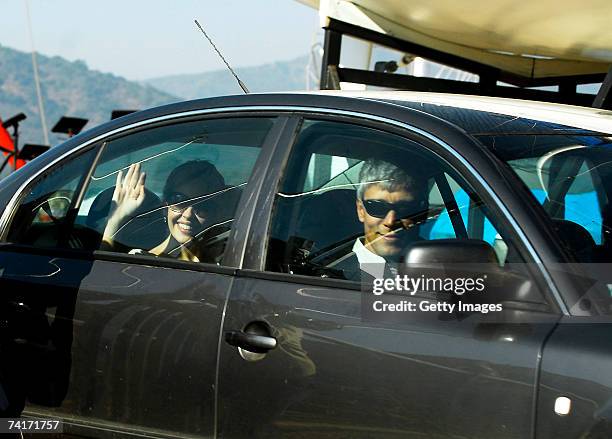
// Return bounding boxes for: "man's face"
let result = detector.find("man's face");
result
[356,184,422,260]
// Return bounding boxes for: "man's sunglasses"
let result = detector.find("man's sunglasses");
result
[361,199,427,219]
[166,192,210,217]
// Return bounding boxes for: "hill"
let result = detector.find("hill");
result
[144,55,311,99]
[0,44,180,147]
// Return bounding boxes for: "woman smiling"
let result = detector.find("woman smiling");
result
[102,160,226,262]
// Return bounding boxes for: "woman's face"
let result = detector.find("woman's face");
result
[166,205,206,244]
[165,183,209,244]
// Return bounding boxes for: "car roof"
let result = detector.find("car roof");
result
[37,91,612,170]
[306,91,612,135]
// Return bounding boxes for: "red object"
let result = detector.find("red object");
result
[0,119,25,169]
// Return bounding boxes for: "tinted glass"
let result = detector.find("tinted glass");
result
[77,117,273,264]
[266,119,528,280]
[481,134,612,263]
[6,149,97,248]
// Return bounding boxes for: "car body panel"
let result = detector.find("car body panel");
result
[0,249,231,437]
[536,319,612,438]
[219,271,559,438]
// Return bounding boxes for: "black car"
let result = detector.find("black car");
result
[1,92,612,438]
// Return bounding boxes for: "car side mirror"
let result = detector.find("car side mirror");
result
[403,239,499,265]
[400,239,546,311]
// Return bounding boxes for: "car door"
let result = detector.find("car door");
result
[0,113,285,438]
[496,138,612,438]
[217,114,562,438]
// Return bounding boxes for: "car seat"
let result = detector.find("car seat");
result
[551,218,596,262]
[190,185,244,263]
[265,188,363,275]
[294,188,363,254]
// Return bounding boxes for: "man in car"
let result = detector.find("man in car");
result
[336,159,428,281]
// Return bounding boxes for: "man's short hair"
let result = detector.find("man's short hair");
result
[356,159,425,199]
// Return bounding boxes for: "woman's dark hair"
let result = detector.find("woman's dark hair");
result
[162,160,225,201]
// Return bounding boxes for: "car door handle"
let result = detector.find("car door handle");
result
[224,330,277,353]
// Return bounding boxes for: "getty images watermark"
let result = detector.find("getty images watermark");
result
[359,263,513,323]
[359,262,612,323]
[371,273,502,314]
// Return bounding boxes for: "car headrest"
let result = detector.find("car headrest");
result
[295,189,363,252]
[193,185,244,240]
[210,185,243,222]
[551,219,596,262]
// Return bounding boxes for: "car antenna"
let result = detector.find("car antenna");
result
[194,19,250,94]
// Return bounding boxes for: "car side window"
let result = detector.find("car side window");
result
[508,156,605,243]
[77,117,273,264]
[426,174,508,259]
[265,119,528,279]
[6,148,97,248]
[563,160,603,243]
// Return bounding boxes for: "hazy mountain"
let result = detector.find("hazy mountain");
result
[144,55,311,99]
[0,44,180,147]
[0,44,313,174]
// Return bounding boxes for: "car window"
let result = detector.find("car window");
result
[265,119,528,279]
[302,153,362,192]
[426,173,505,247]
[5,148,97,248]
[483,135,610,262]
[509,156,604,244]
[77,117,273,264]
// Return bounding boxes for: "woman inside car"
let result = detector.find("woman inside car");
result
[101,160,227,262]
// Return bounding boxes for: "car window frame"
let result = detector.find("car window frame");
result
[0,142,102,248]
[0,102,576,314]
[0,111,291,275]
[239,111,566,315]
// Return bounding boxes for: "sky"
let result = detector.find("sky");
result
[0,0,321,80]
